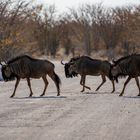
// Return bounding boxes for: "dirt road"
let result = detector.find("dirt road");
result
[0,61,140,140]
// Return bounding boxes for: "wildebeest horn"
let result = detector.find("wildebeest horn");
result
[61,60,65,65]
[112,59,117,64]
[0,61,7,65]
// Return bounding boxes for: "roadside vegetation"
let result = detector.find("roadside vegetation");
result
[0,0,139,61]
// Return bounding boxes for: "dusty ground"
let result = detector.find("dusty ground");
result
[0,61,140,140]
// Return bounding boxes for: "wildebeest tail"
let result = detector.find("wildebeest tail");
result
[54,72,61,91]
[108,64,113,80]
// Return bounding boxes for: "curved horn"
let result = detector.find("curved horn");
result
[0,61,7,65]
[61,60,65,65]
[112,59,117,64]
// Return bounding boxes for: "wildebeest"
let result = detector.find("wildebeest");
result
[111,54,140,96]
[1,55,61,97]
[61,56,115,92]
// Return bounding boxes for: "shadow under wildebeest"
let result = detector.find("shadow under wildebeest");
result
[13,95,67,100]
[83,91,119,95]
[1,55,61,98]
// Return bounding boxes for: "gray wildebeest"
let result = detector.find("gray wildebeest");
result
[111,54,140,96]
[1,55,61,97]
[61,56,115,93]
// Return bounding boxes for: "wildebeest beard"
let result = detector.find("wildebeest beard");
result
[113,73,127,83]
[64,63,78,78]
[112,63,129,83]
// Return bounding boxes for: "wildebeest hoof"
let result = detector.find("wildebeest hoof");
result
[57,94,60,96]
[81,90,84,92]
[111,90,115,93]
[137,94,140,96]
[88,87,91,90]
[10,95,14,98]
[29,94,33,97]
[119,94,123,96]
[40,94,44,97]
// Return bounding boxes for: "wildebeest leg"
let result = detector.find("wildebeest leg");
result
[135,77,140,96]
[111,80,115,93]
[80,75,85,92]
[40,76,48,96]
[27,78,33,97]
[95,75,106,91]
[80,75,91,92]
[48,72,61,96]
[119,76,131,96]
[10,78,20,98]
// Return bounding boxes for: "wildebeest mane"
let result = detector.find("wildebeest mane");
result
[69,56,80,62]
[70,55,106,63]
[113,54,140,65]
[114,74,127,83]
[80,56,103,62]
[7,55,36,64]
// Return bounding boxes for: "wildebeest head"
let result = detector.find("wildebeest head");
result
[111,57,130,83]
[61,58,78,78]
[110,64,121,83]
[61,61,72,78]
[1,64,15,81]
[69,61,78,75]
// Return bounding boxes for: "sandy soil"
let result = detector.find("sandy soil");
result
[0,61,140,140]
